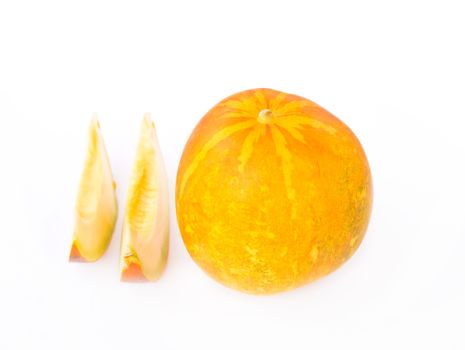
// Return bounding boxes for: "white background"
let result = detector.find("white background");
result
[0,1,464,349]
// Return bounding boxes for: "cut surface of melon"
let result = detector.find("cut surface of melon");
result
[120,114,169,282]
[70,115,118,262]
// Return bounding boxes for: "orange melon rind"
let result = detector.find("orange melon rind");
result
[69,242,85,262]
[121,256,147,282]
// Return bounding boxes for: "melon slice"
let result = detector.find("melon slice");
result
[120,114,169,282]
[70,115,118,262]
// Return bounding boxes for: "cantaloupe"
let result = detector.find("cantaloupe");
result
[70,115,118,262]
[120,114,169,282]
[176,88,372,294]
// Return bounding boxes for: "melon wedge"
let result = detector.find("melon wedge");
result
[70,115,118,262]
[120,114,169,282]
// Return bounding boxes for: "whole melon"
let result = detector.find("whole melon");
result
[176,88,372,294]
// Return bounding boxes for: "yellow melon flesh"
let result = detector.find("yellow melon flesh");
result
[70,115,118,262]
[120,114,169,282]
